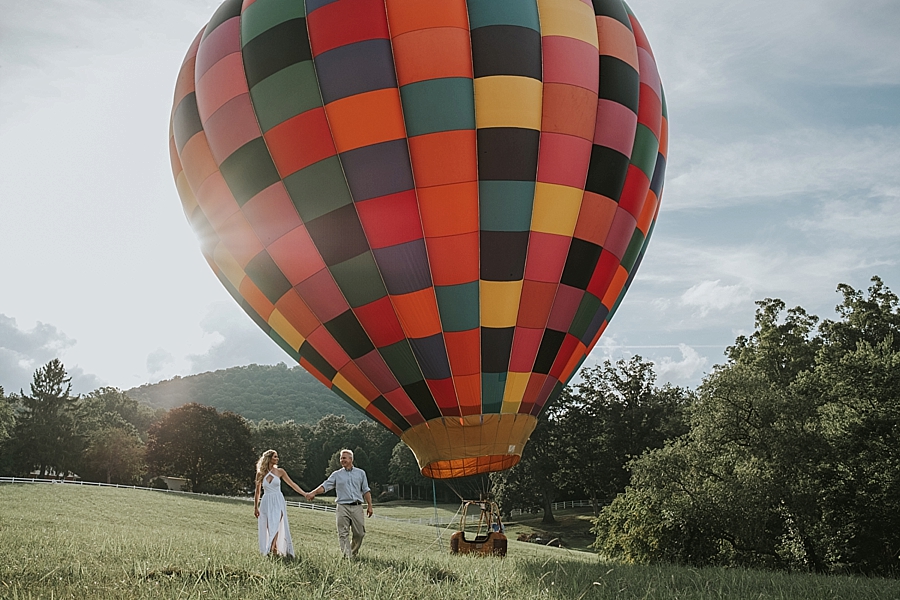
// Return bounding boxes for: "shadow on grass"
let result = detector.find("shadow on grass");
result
[350,554,461,584]
[508,553,610,599]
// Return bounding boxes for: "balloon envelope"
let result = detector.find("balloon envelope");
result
[169,0,667,478]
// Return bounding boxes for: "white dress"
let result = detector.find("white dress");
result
[258,470,295,557]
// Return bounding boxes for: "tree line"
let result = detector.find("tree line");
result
[0,359,458,504]
[1,276,896,575]
[0,366,401,496]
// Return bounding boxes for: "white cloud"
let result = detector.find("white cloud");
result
[1,315,74,392]
[187,302,287,374]
[576,339,712,388]
[795,196,900,242]
[638,0,900,104]
[680,280,752,317]
[593,333,625,360]
[146,348,175,376]
[0,1,213,123]
[575,334,625,376]
[66,366,103,397]
[0,314,100,394]
[641,237,880,310]
[665,127,900,211]
[653,344,709,384]
[0,314,74,357]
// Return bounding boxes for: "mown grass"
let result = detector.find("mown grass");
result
[1,484,898,599]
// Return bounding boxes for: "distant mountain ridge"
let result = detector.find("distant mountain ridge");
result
[126,363,366,425]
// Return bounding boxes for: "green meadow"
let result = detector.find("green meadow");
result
[1,484,898,599]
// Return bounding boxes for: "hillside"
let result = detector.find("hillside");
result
[127,363,366,425]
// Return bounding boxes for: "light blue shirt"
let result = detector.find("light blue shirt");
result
[320,466,370,504]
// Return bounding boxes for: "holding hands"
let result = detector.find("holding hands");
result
[304,485,324,502]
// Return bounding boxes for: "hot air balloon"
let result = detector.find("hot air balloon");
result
[169,0,667,479]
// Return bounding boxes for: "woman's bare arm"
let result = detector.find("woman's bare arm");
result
[275,468,306,496]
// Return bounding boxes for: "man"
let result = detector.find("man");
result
[306,449,373,559]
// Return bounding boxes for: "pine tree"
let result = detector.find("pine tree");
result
[15,359,81,477]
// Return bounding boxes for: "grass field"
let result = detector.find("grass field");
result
[1,484,898,599]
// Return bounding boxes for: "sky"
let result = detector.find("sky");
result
[1,0,898,397]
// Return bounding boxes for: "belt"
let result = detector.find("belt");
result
[340,501,362,505]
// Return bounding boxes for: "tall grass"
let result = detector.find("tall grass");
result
[1,484,897,599]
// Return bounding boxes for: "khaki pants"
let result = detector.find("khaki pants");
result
[335,503,365,558]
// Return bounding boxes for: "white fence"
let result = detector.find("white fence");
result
[0,477,451,526]
[0,477,597,526]
[1,476,210,496]
[509,499,596,517]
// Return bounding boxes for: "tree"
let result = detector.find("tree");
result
[389,442,426,486]
[491,411,565,524]
[593,277,900,575]
[11,360,81,477]
[296,414,397,491]
[794,277,900,573]
[70,388,153,485]
[387,441,433,500]
[0,386,13,444]
[302,414,354,485]
[76,387,157,438]
[805,338,900,573]
[251,420,306,493]
[145,403,254,494]
[352,420,396,487]
[81,426,145,485]
[557,357,690,513]
[725,298,820,387]
[325,449,343,479]
[0,387,16,476]
[593,297,828,570]
[818,276,900,357]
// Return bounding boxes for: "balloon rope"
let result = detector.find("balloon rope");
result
[424,501,464,551]
[432,479,439,542]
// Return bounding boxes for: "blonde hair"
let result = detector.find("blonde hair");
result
[255,449,277,484]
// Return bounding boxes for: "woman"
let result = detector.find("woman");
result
[254,449,308,557]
